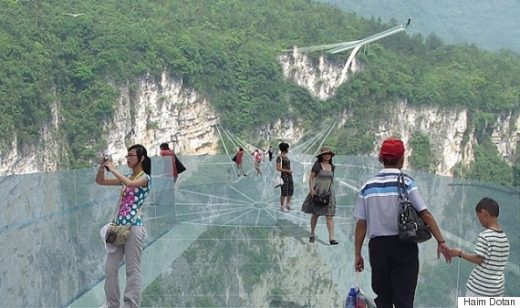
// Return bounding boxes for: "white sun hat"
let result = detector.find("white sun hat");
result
[100,224,117,253]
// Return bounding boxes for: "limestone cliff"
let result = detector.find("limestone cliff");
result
[0,56,518,177]
[280,50,519,176]
[103,72,220,166]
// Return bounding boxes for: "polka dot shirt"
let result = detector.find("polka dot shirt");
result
[114,173,151,226]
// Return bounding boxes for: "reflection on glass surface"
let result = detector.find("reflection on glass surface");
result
[0,155,518,307]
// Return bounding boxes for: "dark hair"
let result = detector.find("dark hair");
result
[129,144,151,175]
[160,143,170,150]
[317,155,334,165]
[279,142,289,152]
[379,157,402,167]
[475,197,500,217]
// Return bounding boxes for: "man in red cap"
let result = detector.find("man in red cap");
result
[353,137,452,308]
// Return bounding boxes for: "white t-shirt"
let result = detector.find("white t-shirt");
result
[354,168,427,238]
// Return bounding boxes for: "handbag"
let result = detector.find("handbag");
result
[272,175,284,188]
[103,175,144,246]
[397,173,432,243]
[312,167,333,207]
[312,192,330,206]
[105,224,131,245]
[174,156,186,174]
[272,156,284,188]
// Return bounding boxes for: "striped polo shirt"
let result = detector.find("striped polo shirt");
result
[354,168,427,239]
[466,229,510,296]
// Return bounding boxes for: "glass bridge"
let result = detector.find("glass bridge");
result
[1,154,518,307]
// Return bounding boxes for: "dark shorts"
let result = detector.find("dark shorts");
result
[280,174,293,197]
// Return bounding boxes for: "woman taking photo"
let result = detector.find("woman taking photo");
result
[96,144,151,308]
[301,146,338,245]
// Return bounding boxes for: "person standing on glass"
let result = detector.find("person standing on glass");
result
[448,197,509,297]
[96,144,152,308]
[267,145,274,162]
[159,142,178,180]
[253,149,263,176]
[354,137,451,308]
[301,146,338,245]
[276,142,293,212]
[234,147,247,177]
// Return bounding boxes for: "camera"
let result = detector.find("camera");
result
[103,154,112,162]
[102,153,112,171]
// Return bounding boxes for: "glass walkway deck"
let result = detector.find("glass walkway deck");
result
[1,154,518,307]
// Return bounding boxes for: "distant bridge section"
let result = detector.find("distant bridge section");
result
[289,24,407,84]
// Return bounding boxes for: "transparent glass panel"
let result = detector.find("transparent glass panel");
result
[1,155,518,307]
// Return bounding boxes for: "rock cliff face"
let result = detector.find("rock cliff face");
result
[373,102,475,175]
[279,48,362,100]
[0,55,518,177]
[280,50,519,176]
[104,72,220,166]
[0,73,220,175]
[0,100,62,175]
[492,113,520,162]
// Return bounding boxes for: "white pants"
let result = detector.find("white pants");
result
[104,226,145,308]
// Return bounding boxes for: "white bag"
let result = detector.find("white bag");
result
[272,176,284,188]
[273,156,285,188]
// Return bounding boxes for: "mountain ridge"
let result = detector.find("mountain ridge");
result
[0,0,518,186]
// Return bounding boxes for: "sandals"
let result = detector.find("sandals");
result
[309,236,338,245]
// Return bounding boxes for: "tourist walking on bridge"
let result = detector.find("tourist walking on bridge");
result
[159,142,185,182]
[301,146,338,245]
[266,145,273,162]
[96,144,152,308]
[354,137,451,308]
[276,142,293,212]
[233,147,247,177]
[253,149,263,176]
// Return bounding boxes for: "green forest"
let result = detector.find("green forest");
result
[1,0,519,186]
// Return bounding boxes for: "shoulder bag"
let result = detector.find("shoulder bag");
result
[312,167,333,207]
[104,172,144,246]
[397,173,432,243]
[272,156,284,188]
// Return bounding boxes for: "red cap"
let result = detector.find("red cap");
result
[379,138,405,160]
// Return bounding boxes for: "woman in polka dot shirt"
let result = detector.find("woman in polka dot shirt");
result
[96,144,151,308]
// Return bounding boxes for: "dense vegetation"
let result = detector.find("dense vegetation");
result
[0,0,519,186]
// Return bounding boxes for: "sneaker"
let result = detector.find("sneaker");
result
[281,206,289,213]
